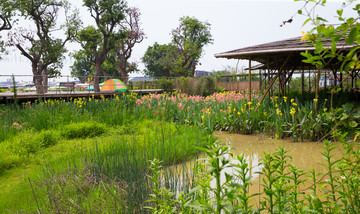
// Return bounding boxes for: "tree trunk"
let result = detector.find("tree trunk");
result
[119,70,128,84]
[34,74,44,94]
[32,63,45,94]
[42,68,48,93]
[94,62,101,92]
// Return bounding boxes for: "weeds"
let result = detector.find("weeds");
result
[146,139,360,214]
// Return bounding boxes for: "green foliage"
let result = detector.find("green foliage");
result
[33,166,126,213]
[79,0,127,91]
[61,122,106,139]
[159,77,175,92]
[7,0,81,93]
[143,16,213,77]
[0,129,59,172]
[195,76,216,96]
[171,16,213,76]
[85,120,214,212]
[142,42,174,77]
[178,77,193,95]
[146,138,360,213]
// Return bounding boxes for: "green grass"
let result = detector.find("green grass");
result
[0,118,213,212]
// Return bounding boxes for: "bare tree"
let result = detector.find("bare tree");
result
[8,0,81,93]
[115,7,145,84]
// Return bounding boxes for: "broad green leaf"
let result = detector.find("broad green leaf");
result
[345,27,358,44]
[337,9,343,17]
[331,40,336,53]
[332,206,341,214]
[349,120,358,128]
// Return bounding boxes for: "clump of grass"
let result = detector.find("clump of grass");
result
[61,122,106,139]
[85,120,214,212]
[0,130,60,172]
[30,165,126,213]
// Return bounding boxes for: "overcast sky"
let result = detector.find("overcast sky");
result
[0,0,354,82]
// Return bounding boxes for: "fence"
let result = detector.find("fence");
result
[0,74,261,95]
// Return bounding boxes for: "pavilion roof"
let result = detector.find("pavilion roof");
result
[215,36,354,70]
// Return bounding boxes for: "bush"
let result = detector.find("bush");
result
[178,77,193,95]
[158,78,174,92]
[62,122,106,139]
[34,130,59,148]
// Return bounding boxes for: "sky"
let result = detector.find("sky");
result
[0,0,354,82]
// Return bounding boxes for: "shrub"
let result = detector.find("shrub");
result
[0,148,22,171]
[62,122,106,139]
[34,130,59,148]
[158,78,174,92]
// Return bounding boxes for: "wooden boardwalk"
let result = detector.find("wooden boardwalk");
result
[0,89,164,103]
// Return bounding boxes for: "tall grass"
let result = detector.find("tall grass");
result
[0,117,214,213]
[84,120,213,213]
[146,139,360,213]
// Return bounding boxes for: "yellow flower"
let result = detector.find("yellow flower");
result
[323,107,327,112]
[276,109,282,115]
[201,115,204,121]
[290,107,296,115]
[264,112,267,116]
[309,111,313,115]
[283,97,287,102]
[237,111,241,115]
[301,32,310,41]
[275,104,279,108]
[292,102,297,106]
[291,98,294,103]
[247,101,252,105]
[313,98,318,102]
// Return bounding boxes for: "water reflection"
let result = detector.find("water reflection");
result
[215,131,344,176]
[166,131,345,195]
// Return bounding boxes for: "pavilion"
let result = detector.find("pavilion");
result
[215,35,359,105]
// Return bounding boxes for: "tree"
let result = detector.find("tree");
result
[296,0,360,101]
[142,42,174,77]
[70,49,95,82]
[7,0,81,93]
[115,7,145,84]
[142,17,213,77]
[70,47,118,83]
[170,16,213,76]
[81,0,127,92]
[0,0,14,59]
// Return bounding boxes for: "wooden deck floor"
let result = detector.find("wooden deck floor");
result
[0,89,163,103]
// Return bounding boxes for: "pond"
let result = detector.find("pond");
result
[214,131,344,175]
[167,131,346,198]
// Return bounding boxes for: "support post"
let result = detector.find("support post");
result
[249,56,252,102]
[260,69,262,91]
[301,69,304,94]
[255,54,292,110]
[315,69,320,112]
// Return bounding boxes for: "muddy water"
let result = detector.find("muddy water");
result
[214,131,344,175]
[167,131,346,199]
[213,131,347,204]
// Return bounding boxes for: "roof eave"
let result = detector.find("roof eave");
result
[214,45,354,59]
